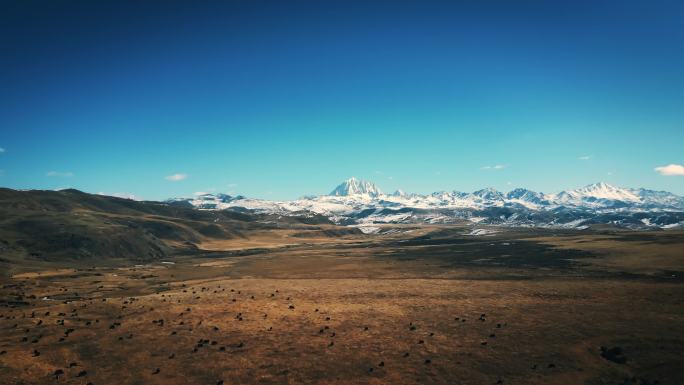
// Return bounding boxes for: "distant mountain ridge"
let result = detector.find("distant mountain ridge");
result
[166,179,684,230]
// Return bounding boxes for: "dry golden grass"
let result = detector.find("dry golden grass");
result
[1,228,683,385]
[529,231,684,275]
[197,229,363,251]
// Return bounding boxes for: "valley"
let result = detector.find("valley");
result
[0,189,682,384]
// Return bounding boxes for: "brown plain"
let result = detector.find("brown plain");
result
[1,226,683,385]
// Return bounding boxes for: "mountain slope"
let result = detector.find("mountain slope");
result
[0,188,336,273]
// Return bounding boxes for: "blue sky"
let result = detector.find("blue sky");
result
[1,0,683,200]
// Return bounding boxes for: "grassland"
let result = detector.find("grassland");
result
[1,225,682,385]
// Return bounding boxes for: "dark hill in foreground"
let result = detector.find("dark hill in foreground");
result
[0,188,337,273]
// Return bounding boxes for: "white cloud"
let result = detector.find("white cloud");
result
[654,164,684,176]
[578,155,592,160]
[194,188,216,196]
[165,173,188,181]
[0,147,5,153]
[46,171,74,177]
[481,165,506,170]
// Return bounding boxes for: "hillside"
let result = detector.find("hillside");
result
[0,188,337,274]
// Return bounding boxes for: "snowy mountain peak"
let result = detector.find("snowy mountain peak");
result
[506,188,546,203]
[559,182,641,202]
[584,182,622,193]
[329,177,382,197]
[583,182,622,192]
[392,189,407,197]
[473,187,504,201]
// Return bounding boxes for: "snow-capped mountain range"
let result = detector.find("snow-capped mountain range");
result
[167,177,684,230]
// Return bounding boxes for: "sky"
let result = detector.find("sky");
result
[1,0,683,200]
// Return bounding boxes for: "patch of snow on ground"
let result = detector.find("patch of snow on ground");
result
[356,226,381,234]
[555,219,587,229]
[466,228,498,236]
[357,213,413,224]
